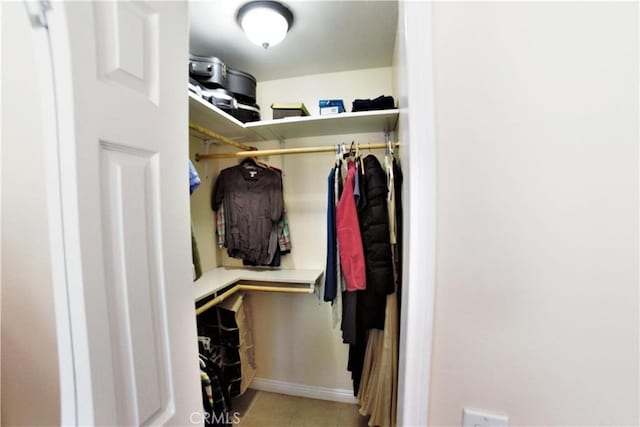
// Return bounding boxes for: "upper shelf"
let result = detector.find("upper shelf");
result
[245,109,399,140]
[189,93,263,143]
[189,92,399,143]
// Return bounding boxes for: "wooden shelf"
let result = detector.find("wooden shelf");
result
[189,92,398,143]
[193,266,323,302]
[245,109,399,140]
[189,93,263,143]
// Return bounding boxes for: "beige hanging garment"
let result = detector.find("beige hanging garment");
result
[357,291,398,427]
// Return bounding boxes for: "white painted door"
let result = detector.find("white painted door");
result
[45,2,202,425]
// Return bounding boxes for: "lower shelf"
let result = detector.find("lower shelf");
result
[194,266,324,302]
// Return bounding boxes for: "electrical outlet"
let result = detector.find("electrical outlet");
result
[462,408,508,427]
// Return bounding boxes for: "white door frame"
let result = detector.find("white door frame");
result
[21,1,80,424]
[396,2,437,426]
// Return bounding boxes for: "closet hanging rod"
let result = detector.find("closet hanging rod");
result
[189,122,257,152]
[196,283,313,315]
[195,142,400,161]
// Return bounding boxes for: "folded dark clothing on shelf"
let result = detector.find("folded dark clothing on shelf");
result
[352,95,395,112]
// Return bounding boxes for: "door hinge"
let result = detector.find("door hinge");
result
[33,0,52,28]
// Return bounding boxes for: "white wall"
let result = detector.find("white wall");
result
[190,67,394,391]
[429,3,639,426]
[258,67,393,120]
[392,1,438,426]
[1,2,61,424]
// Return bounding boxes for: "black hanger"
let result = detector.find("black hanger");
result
[240,157,261,171]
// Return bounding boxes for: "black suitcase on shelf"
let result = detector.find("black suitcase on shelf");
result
[189,54,228,89]
[201,87,238,115]
[232,102,261,123]
[227,67,257,104]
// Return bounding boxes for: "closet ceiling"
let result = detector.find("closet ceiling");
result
[189,0,399,82]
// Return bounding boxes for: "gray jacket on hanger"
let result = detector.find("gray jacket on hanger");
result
[212,162,284,265]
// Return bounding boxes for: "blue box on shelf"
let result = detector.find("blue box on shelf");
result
[319,99,345,115]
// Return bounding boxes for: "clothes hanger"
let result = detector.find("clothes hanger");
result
[263,160,283,173]
[385,131,394,157]
[243,156,284,174]
[342,141,356,161]
[198,336,212,351]
[383,132,394,198]
[240,157,264,168]
[357,142,365,173]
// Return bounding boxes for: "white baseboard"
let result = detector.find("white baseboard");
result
[250,377,358,404]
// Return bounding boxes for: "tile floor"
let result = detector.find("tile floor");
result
[232,390,369,427]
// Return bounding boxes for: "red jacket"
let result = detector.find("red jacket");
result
[336,161,366,291]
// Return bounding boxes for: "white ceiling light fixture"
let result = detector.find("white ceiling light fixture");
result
[236,1,294,50]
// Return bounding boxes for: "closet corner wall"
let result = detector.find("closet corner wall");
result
[189,66,398,394]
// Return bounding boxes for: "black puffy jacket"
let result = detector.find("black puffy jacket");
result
[358,155,394,295]
[357,155,394,331]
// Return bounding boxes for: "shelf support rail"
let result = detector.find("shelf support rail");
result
[189,122,257,153]
[195,142,400,161]
[196,282,312,315]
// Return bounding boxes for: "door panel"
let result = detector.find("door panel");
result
[94,1,159,102]
[46,2,200,425]
[100,143,171,425]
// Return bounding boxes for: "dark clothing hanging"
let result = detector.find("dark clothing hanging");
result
[393,159,404,325]
[324,167,338,302]
[358,155,394,296]
[358,155,394,329]
[212,162,284,265]
[341,291,357,345]
[347,155,398,396]
[242,245,281,267]
[200,358,231,426]
[348,318,366,395]
[321,152,403,397]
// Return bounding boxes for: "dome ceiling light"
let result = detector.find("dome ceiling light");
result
[236,1,294,50]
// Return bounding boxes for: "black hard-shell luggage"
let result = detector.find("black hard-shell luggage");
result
[202,87,238,115]
[227,68,257,104]
[189,55,228,89]
[232,102,261,123]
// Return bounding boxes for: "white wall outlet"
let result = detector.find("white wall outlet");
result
[462,408,509,427]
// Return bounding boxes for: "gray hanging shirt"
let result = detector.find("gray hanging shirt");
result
[212,162,284,265]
